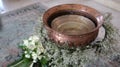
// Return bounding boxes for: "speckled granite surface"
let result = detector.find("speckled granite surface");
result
[0,3,46,66]
[0,1,120,67]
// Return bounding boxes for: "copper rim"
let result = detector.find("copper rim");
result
[43,4,103,37]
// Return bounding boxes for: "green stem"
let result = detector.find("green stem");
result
[9,58,32,67]
[10,59,25,67]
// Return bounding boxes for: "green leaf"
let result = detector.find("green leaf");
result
[8,58,32,67]
[41,65,47,67]
[40,57,48,66]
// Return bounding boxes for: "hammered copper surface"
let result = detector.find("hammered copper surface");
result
[43,4,104,46]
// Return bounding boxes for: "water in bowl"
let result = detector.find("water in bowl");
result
[51,15,96,35]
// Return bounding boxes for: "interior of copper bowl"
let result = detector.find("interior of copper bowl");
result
[46,9,98,36]
[51,15,96,35]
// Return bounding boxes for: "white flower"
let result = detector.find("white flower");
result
[24,51,27,54]
[25,54,30,58]
[33,59,37,63]
[29,35,39,42]
[37,48,42,55]
[23,39,36,50]
[29,50,32,53]
[37,44,45,55]
[40,47,45,53]
[32,52,38,61]
[21,35,46,63]
[27,41,36,50]
[23,40,29,46]
[38,56,42,60]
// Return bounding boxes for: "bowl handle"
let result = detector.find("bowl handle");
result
[97,12,112,28]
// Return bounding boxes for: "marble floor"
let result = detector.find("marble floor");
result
[0,0,40,13]
[0,0,120,67]
[0,0,120,13]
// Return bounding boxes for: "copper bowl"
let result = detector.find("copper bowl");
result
[43,4,103,47]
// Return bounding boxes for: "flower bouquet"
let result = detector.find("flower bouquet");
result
[9,35,47,67]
